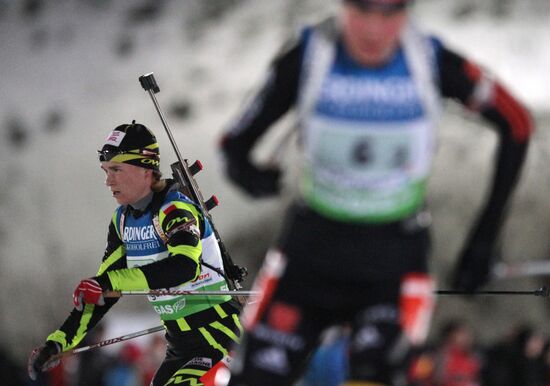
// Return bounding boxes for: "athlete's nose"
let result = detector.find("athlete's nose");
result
[105,171,115,186]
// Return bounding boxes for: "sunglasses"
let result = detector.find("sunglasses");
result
[97,148,157,162]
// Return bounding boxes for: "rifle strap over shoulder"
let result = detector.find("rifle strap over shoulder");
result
[150,182,174,245]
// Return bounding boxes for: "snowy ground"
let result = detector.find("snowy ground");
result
[1,0,550,363]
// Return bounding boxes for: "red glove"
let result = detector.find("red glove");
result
[73,278,105,311]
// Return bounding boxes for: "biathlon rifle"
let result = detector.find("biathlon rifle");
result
[138,73,248,292]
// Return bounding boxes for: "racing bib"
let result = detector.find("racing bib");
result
[301,117,434,222]
[125,214,230,320]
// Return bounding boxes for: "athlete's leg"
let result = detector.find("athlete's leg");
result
[151,349,194,386]
[226,250,330,386]
[346,280,407,386]
[153,304,242,386]
[346,272,435,386]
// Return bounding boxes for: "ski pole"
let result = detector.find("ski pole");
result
[50,325,165,362]
[435,286,549,297]
[105,287,548,299]
[104,289,260,297]
[493,259,550,279]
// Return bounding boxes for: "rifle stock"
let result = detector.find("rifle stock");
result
[139,73,248,297]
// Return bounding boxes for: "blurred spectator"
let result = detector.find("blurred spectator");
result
[74,323,111,386]
[299,326,350,386]
[29,320,550,386]
[409,320,481,386]
[408,346,436,386]
[481,324,521,386]
[103,342,143,386]
[543,341,550,386]
[141,334,167,386]
[509,326,547,386]
[432,320,481,386]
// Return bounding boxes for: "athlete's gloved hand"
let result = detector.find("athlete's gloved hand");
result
[73,277,105,311]
[226,158,281,198]
[27,340,61,380]
[452,238,499,293]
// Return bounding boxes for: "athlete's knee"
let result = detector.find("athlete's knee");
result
[223,344,298,386]
[222,325,309,385]
[162,370,205,386]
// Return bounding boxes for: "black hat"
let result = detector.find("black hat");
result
[98,121,160,170]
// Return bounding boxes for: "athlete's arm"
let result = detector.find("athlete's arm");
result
[46,219,124,351]
[436,43,534,290]
[439,45,533,237]
[219,37,304,197]
[96,200,202,291]
[221,38,303,159]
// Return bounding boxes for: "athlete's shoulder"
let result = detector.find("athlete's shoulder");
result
[271,25,308,66]
[157,188,201,226]
[299,16,339,46]
[272,16,336,65]
[108,205,126,241]
[418,30,467,67]
[110,205,125,226]
[428,34,443,47]
[158,192,202,240]
[154,180,195,209]
[162,189,196,208]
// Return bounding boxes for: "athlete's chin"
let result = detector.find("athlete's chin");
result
[113,193,128,206]
[356,50,389,66]
[351,42,393,66]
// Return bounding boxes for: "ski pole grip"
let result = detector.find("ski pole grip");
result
[139,73,160,94]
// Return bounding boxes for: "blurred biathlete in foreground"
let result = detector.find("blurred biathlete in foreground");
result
[219,0,533,384]
[28,122,242,385]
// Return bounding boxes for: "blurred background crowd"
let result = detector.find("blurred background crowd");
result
[6,318,550,386]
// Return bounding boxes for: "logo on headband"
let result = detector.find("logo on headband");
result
[105,130,126,147]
